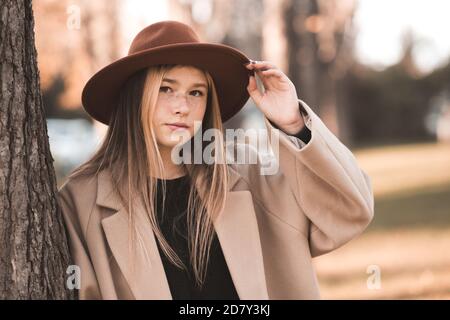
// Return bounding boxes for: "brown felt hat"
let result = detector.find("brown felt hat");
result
[81,20,254,125]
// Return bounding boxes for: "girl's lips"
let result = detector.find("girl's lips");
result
[166,124,189,131]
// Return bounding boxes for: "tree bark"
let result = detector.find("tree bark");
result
[0,0,73,299]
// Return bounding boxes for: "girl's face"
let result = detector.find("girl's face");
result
[152,65,208,150]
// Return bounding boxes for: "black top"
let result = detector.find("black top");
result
[154,174,240,300]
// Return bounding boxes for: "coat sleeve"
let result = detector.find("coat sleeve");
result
[254,99,374,257]
[57,180,102,299]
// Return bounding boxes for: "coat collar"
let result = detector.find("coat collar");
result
[96,168,269,300]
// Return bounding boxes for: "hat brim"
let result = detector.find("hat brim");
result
[81,42,254,125]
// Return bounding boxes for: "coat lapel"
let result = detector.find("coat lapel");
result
[96,168,269,300]
[212,189,269,299]
[97,169,172,299]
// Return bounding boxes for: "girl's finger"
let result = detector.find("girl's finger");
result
[252,60,277,70]
[245,60,277,71]
[255,69,270,90]
[246,75,263,105]
[259,69,287,90]
[261,69,284,78]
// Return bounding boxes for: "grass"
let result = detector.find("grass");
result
[369,183,450,231]
[314,141,450,299]
[354,141,450,198]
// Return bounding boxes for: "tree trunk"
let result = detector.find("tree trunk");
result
[0,0,73,299]
[284,0,356,145]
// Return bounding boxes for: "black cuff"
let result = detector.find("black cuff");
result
[268,118,312,144]
[293,124,311,144]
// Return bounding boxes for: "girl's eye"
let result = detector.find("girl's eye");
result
[191,90,204,97]
[159,86,171,93]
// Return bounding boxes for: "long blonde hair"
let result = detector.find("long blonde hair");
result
[69,64,229,287]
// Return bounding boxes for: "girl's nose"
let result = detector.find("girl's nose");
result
[172,94,189,114]
[173,97,190,115]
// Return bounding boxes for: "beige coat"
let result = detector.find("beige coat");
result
[57,99,374,300]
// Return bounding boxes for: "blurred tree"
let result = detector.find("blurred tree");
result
[33,0,120,117]
[284,0,357,144]
[0,0,74,299]
[344,31,450,147]
[168,0,262,56]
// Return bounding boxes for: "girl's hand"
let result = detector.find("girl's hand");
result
[245,60,305,135]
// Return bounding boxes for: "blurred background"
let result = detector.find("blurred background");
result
[34,0,450,299]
